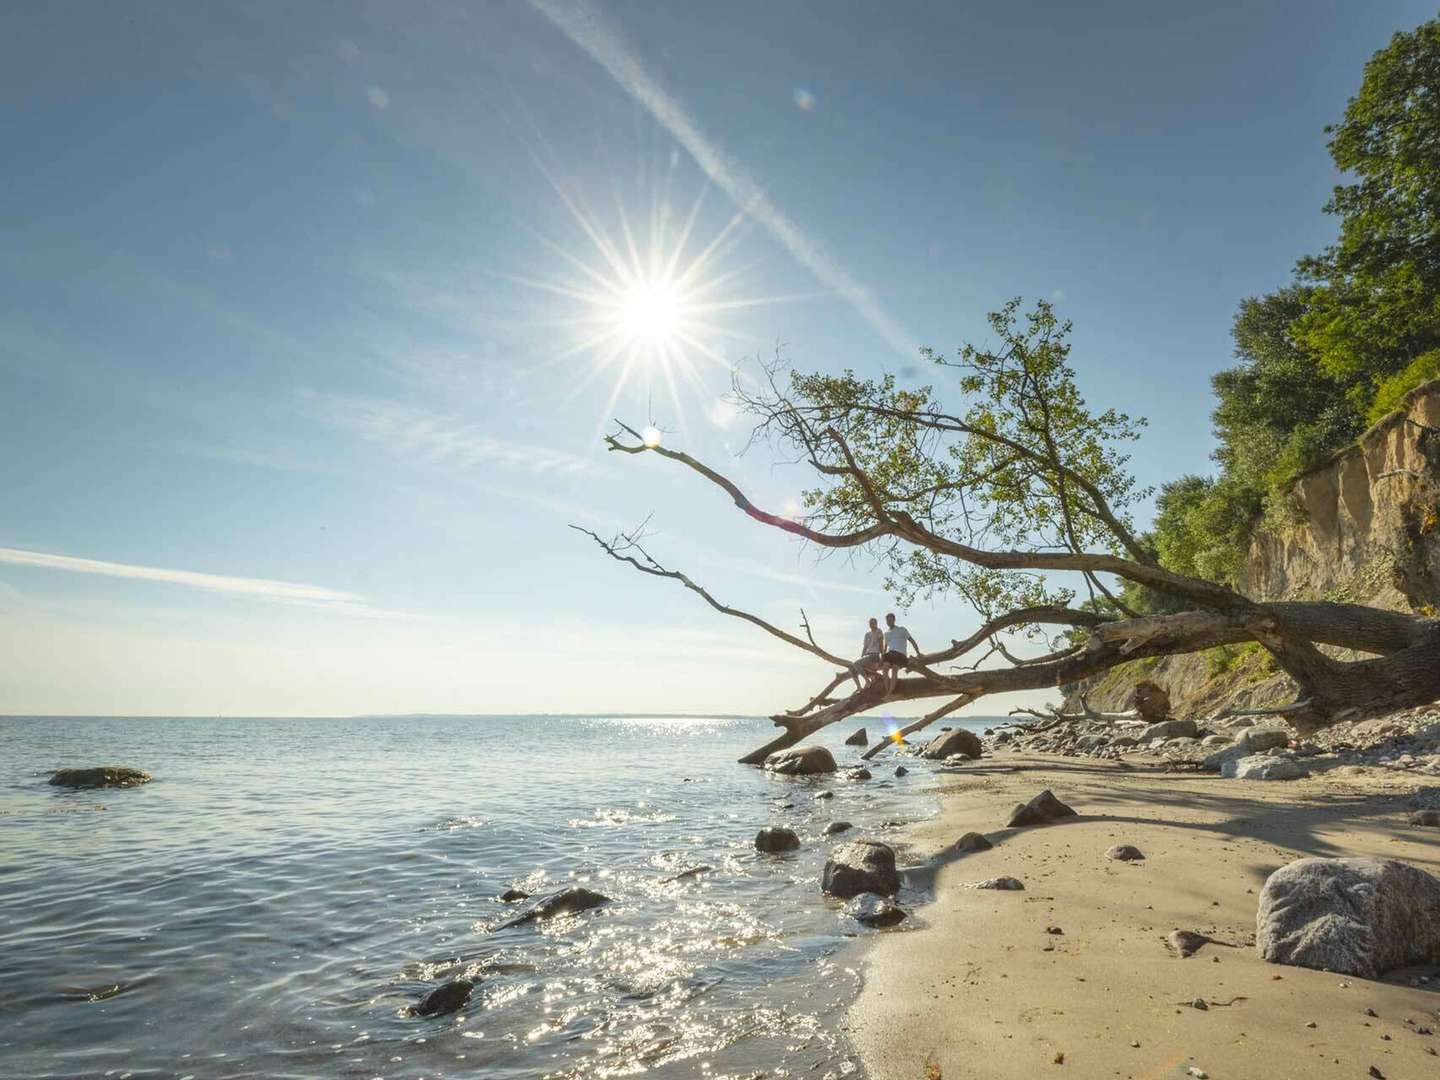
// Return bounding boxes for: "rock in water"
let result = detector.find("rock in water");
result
[894,765,909,777]
[824,821,853,836]
[1256,857,1440,978]
[968,877,1024,891]
[1140,718,1198,742]
[846,767,872,781]
[498,887,530,903]
[755,826,801,853]
[845,893,907,927]
[661,865,713,883]
[950,832,994,855]
[410,978,474,1016]
[845,728,868,747]
[822,840,900,898]
[1222,755,1305,781]
[48,766,151,789]
[1107,844,1145,862]
[498,886,610,929]
[1133,679,1171,721]
[764,745,837,775]
[1006,790,1077,828]
[920,728,982,760]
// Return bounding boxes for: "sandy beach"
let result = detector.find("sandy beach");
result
[851,754,1440,1080]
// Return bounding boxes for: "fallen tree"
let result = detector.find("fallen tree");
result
[579,300,1440,764]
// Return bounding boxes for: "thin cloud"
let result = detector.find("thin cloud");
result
[311,392,592,475]
[529,0,918,358]
[0,545,364,607]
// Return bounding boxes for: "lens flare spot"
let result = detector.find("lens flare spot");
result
[641,426,663,448]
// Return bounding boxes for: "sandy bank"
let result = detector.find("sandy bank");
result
[850,754,1440,1080]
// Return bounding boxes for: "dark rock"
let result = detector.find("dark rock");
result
[1006,789,1077,828]
[845,728,868,747]
[921,728,982,761]
[755,826,801,853]
[968,876,1024,891]
[845,892,907,927]
[498,888,530,903]
[1133,679,1171,721]
[1410,810,1440,827]
[764,745,837,775]
[661,865,713,883]
[949,831,993,855]
[409,978,474,1016]
[1106,844,1145,862]
[894,765,909,777]
[822,839,900,898]
[1256,857,1440,979]
[497,886,610,929]
[48,766,151,789]
[996,730,1012,743]
[846,767,872,781]
[814,790,834,801]
[1167,930,1214,958]
[823,821,853,836]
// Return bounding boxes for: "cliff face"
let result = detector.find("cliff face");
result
[1074,380,1440,718]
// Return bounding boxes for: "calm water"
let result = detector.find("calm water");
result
[0,714,992,1079]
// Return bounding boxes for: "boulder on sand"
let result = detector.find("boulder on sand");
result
[968,876,1024,891]
[48,766,151,789]
[822,839,900,898]
[497,886,610,929]
[1203,727,1290,770]
[1006,789,1077,828]
[845,892,907,927]
[1222,755,1305,781]
[845,728,868,747]
[920,728,982,761]
[1412,810,1440,827]
[764,745,837,775]
[755,826,801,853]
[1140,718,1198,742]
[409,978,474,1016]
[1256,857,1440,979]
[1106,844,1145,862]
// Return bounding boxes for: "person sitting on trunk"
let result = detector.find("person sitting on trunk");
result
[849,617,884,693]
[881,612,920,695]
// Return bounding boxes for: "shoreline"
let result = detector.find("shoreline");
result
[849,753,1440,1079]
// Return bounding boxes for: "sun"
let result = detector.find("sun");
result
[511,161,796,436]
[615,279,685,347]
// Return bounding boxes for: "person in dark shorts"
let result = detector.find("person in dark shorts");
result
[881,612,920,695]
[849,617,883,692]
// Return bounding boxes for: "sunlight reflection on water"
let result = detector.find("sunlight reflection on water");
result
[0,714,987,1078]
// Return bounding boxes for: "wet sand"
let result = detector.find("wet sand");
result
[850,754,1440,1080]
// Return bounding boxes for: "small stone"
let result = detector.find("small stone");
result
[824,821,853,836]
[1187,1068,1208,1080]
[755,827,801,853]
[1046,926,1063,935]
[894,765,909,777]
[1368,1067,1384,1079]
[498,887,530,903]
[822,839,900,898]
[845,767,872,781]
[844,892,907,927]
[1191,998,1208,1010]
[1006,789,1078,828]
[1167,931,1213,958]
[815,790,835,800]
[968,876,1025,891]
[1305,1021,1317,1028]
[950,831,994,854]
[1106,844,1145,862]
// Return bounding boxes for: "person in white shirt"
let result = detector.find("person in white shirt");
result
[849,617,884,693]
[881,612,920,694]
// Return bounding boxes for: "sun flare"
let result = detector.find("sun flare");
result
[615,279,686,347]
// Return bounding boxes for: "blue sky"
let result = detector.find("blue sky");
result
[2,0,1433,717]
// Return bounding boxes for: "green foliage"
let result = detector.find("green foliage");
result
[758,299,1146,616]
[1152,16,1440,585]
[1366,347,1440,424]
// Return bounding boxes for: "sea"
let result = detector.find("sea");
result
[0,713,997,1080]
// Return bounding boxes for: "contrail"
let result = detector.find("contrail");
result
[529,0,919,359]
